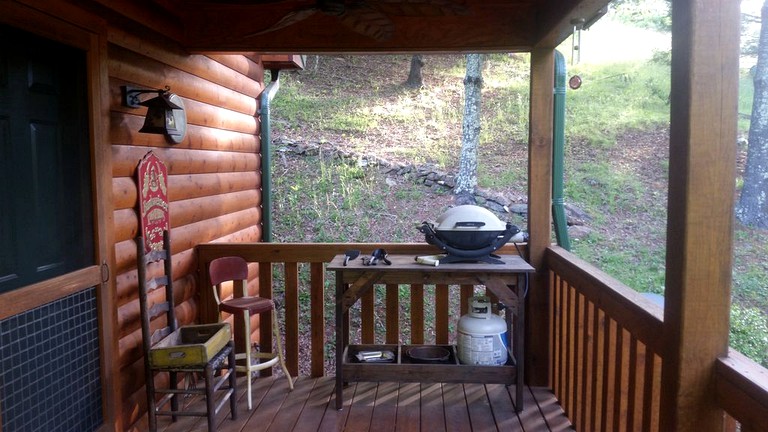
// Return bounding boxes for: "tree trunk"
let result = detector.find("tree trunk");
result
[455,54,484,203]
[405,54,425,88]
[737,0,768,228]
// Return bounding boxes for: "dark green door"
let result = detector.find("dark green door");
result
[0,25,93,293]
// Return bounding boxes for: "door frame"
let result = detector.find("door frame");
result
[0,2,117,431]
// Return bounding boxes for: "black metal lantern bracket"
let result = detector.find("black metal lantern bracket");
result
[120,85,187,144]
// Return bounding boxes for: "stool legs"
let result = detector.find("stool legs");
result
[272,312,294,391]
[238,310,293,411]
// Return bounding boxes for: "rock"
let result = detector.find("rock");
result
[507,204,528,215]
[568,225,593,239]
[485,200,506,213]
[565,203,591,225]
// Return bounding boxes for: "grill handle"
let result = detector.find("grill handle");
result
[418,222,519,258]
[454,221,485,228]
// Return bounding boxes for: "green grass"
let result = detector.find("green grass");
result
[566,61,671,147]
[565,160,644,218]
[571,234,667,294]
[730,304,768,367]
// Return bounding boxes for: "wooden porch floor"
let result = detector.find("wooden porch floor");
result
[158,375,573,432]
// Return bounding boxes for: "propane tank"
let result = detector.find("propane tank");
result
[457,296,508,365]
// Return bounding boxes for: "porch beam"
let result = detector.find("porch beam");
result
[661,0,741,430]
[527,48,555,387]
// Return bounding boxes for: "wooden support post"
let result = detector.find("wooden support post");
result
[661,0,741,430]
[527,48,555,387]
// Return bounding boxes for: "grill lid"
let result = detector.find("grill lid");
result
[433,205,507,232]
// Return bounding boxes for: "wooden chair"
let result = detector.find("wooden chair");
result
[137,231,237,432]
[208,256,294,410]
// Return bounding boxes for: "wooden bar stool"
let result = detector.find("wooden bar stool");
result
[208,256,294,410]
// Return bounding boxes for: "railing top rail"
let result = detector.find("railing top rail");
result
[716,349,768,431]
[197,242,526,265]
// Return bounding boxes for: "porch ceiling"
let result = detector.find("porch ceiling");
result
[107,0,611,53]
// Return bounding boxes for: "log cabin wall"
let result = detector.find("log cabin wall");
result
[106,28,266,430]
[0,2,280,430]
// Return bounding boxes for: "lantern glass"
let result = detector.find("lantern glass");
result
[138,94,181,135]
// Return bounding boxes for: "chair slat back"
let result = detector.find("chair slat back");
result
[137,231,176,357]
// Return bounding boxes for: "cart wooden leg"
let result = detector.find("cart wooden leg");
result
[335,272,344,410]
[515,274,525,412]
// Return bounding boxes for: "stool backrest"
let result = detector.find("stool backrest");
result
[209,256,249,304]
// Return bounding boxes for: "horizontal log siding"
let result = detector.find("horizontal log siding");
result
[107,28,264,429]
[546,246,664,432]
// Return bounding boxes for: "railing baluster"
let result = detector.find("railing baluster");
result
[565,282,575,419]
[581,299,595,432]
[460,285,473,315]
[309,262,325,377]
[626,336,640,431]
[435,284,449,345]
[385,284,399,345]
[410,284,424,344]
[602,317,616,431]
[361,285,375,344]
[284,262,299,376]
[573,292,584,429]
[613,327,627,432]
[556,274,566,406]
[592,307,605,432]
[648,350,662,431]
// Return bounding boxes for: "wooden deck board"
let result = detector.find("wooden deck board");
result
[158,376,572,432]
[420,383,447,431]
[266,377,316,432]
[345,381,378,430]
[442,382,471,432]
[292,377,334,431]
[371,381,399,431]
[395,382,421,432]
[464,383,497,431]
[486,383,523,430]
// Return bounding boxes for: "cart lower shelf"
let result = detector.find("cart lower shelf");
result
[342,344,517,385]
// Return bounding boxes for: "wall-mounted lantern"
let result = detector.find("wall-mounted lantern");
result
[121,85,187,144]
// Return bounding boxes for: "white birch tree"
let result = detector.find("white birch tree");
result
[455,53,484,204]
[737,0,768,228]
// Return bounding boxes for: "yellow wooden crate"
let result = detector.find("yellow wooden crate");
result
[149,323,231,367]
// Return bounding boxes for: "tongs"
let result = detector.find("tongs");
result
[362,248,391,265]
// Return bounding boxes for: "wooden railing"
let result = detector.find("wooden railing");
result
[547,245,768,432]
[197,242,768,431]
[546,246,665,431]
[716,350,768,432]
[196,242,525,379]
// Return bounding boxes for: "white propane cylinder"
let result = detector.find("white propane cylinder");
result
[457,296,508,365]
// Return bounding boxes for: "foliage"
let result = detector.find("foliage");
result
[611,0,671,33]
[730,304,768,367]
